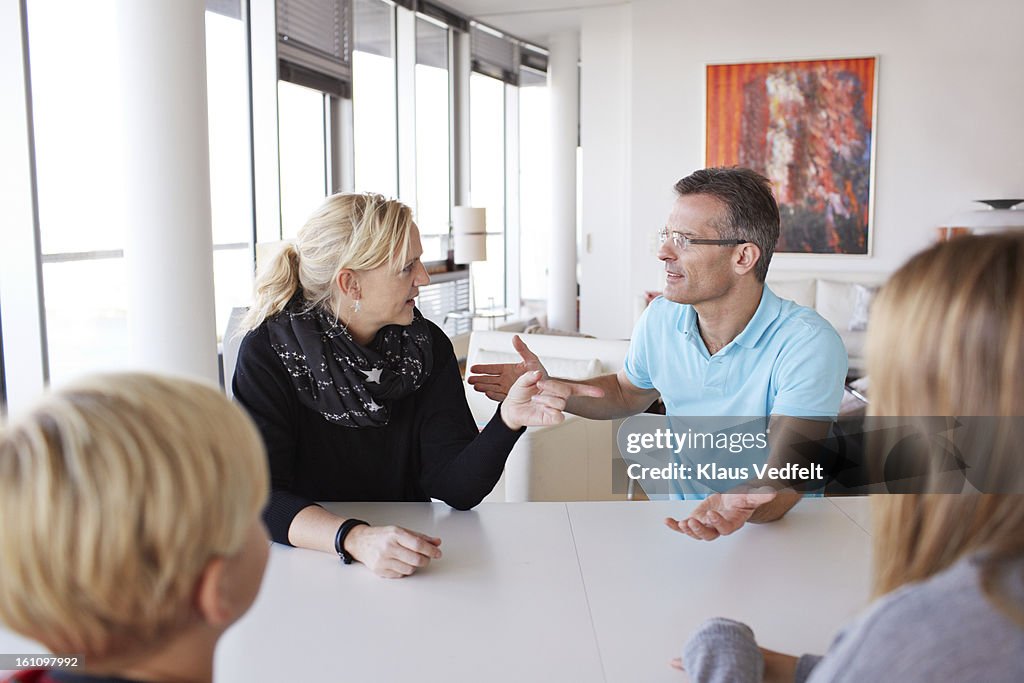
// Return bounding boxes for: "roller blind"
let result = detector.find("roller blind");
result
[206,0,241,19]
[277,0,353,96]
[519,43,548,87]
[470,24,519,85]
[416,16,447,69]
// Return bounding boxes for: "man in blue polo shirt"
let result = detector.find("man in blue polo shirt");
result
[469,167,847,539]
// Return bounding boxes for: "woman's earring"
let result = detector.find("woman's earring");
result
[353,299,361,313]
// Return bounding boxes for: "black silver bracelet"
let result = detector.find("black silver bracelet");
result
[334,518,370,564]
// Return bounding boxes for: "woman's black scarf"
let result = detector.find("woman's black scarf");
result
[266,292,433,427]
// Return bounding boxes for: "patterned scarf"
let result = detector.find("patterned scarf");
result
[266,293,433,427]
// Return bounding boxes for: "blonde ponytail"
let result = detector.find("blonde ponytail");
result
[239,242,302,333]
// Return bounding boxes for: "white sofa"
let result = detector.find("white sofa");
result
[465,330,632,502]
[765,270,889,376]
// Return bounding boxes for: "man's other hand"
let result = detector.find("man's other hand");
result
[663,488,778,541]
[468,335,546,401]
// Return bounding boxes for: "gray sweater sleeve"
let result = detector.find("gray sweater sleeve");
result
[794,655,823,683]
[682,618,764,683]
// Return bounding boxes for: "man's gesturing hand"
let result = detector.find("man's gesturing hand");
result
[663,488,778,541]
[344,524,442,578]
[468,335,545,402]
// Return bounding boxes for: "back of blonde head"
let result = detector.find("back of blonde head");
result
[241,192,414,332]
[0,373,268,657]
[866,234,1024,620]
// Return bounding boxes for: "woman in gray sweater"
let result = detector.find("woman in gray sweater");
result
[676,233,1024,682]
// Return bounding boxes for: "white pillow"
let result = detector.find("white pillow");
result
[473,348,602,380]
[848,284,879,331]
[815,279,858,332]
[767,279,816,308]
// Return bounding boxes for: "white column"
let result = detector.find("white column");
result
[117,0,219,383]
[579,6,633,339]
[547,31,579,332]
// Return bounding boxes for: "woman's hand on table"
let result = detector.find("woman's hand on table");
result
[344,524,442,578]
[499,370,605,430]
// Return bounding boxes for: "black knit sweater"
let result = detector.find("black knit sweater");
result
[233,319,524,544]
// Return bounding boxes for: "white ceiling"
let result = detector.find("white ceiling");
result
[440,0,627,45]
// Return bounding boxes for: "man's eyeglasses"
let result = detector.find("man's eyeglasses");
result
[657,229,749,250]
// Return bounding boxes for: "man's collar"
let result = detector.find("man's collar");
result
[731,285,782,349]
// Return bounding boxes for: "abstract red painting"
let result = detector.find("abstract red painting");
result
[706,57,877,254]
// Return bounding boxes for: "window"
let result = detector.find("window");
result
[469,72,507,309]
[518,68,550,301]
[353,0,397,198]
[27,0,130,384]
[207,8,256,338]
[277,80,330,237]
[415,17,451,263]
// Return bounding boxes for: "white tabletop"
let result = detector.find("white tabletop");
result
[828,495,873,534]
[571,499,873,683]
[216,502,605,682]
[1,498,872,682]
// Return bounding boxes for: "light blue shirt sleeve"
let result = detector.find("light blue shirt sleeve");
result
[623,300,656,390]
[771,321,848,418]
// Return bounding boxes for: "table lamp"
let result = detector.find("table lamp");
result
[453,206,487,313]
[942,199,1024,239]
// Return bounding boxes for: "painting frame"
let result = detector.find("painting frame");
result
[703,56,879,257]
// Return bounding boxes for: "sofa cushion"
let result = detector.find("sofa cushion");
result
[815,279,860,332]
[524,324,595,338]
[848,284,880,331]
[473,348,602,381]
[767,279,816,308]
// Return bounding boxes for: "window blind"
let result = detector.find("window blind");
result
[470,24,519,85]
[206,0,241,20]
[277,0,353,96]
[416,276,471,336]
[416,16,448,69]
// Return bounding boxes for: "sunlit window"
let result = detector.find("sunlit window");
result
[207,10,255,338]
[415,18,451,262]
[519,74,550,301]
[278,80,329,237]
[27,0,129,384]
[353,0,397,198]
[25,4,259,382]
[469,72,506,309]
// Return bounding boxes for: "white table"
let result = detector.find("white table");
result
[1,499,872,682]
[568,499,872,682]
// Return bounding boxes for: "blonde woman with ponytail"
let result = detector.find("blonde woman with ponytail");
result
[232,193,601,579]
[674,234,1024,682]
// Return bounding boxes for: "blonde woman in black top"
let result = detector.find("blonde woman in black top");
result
[233,192,599,578]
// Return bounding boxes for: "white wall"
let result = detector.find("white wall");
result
[577,0,1024,337]
[579,5,633,338]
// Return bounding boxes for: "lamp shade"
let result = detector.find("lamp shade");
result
[453,206,487,264]
[947,200,1024,235]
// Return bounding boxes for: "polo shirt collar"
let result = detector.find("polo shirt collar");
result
[731,285,782,349]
